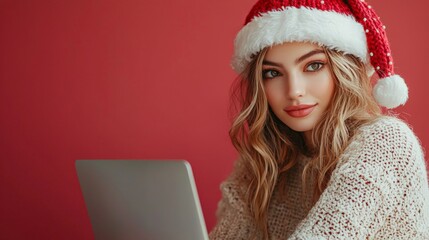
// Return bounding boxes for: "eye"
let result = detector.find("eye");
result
[305,62,325,72]
[262,69,281,79]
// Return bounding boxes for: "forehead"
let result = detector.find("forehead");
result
[264,42,324,61]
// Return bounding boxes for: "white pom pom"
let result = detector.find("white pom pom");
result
[373,75,408,109]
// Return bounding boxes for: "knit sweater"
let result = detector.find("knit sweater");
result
[209,117,429,239]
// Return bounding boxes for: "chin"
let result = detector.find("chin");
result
[282,118,318,133]
[287,125,314,133]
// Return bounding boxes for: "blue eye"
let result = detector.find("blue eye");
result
[305,62,324,72]
[262,69,280,79]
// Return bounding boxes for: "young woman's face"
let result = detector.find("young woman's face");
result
[262,42,335,135]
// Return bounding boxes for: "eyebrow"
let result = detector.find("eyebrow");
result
[262,49,325,67]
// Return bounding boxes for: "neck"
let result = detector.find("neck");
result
[304,130,315,150]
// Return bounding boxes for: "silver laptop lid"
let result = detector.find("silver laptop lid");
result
[75,160,209,240]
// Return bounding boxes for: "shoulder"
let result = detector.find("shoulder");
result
[337,116,426,181]
[357,116,415,139]
[349,116,421,155]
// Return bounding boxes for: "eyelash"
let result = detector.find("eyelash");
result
[262,62,326,80]
[261,69,279,80]
[306,62,325,72]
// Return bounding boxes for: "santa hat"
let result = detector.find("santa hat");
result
[232,0,408,109]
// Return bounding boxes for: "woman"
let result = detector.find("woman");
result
[209,0,429,239]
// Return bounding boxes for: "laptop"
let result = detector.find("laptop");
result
[75,160,209,240]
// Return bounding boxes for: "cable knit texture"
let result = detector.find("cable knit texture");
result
[209,117,429,239]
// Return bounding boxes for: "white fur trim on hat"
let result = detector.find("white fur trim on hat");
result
[373,75,408,109]
[231,6,368,73]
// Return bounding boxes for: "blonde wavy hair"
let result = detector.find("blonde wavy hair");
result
[228,46,382,239]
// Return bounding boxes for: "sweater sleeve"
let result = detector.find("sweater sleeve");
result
[209,159,255,240]
[288,117,426,239]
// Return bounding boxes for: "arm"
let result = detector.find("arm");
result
[209,190,253,240]
[209,160,255,240]
[288,118,418,239]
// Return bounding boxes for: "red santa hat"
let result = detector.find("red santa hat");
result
[232,0,408,109]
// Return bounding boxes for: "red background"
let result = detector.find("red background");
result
[1,0,428,239]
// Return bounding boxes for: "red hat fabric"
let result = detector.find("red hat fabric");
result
[232,0,408,109]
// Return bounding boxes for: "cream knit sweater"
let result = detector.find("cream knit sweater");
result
[209,117,429,239]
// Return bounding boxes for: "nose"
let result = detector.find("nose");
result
[287,73,305,99]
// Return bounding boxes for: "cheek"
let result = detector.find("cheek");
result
[311,72,335,101]
[264,81,284,107]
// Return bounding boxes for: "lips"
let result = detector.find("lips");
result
[284,104,317,118]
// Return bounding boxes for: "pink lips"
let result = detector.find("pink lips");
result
[284,104,317,118]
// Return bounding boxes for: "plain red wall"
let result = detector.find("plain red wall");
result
[1,0,428,239]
